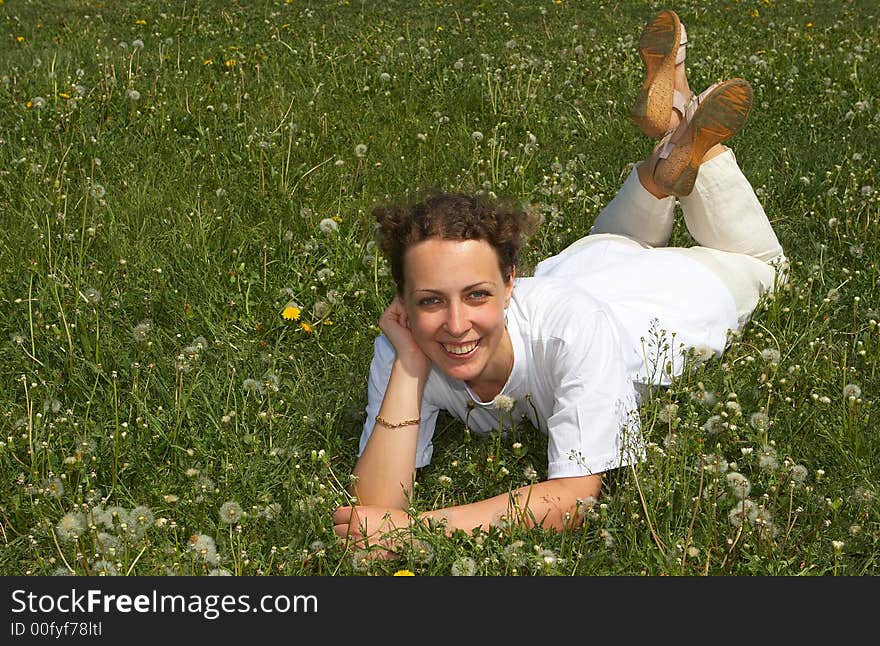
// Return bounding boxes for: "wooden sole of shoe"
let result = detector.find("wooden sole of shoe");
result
[629,12,680,139]
[655,79,753,196]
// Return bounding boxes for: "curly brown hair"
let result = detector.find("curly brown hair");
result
[372,191,540,294]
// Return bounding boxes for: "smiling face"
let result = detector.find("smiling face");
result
[402,238,515,395]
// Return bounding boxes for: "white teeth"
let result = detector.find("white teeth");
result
[444,341,478,355]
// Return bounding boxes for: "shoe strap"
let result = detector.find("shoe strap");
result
[659,79,720,160]
[657,129,676,160]
[675,23,687,65]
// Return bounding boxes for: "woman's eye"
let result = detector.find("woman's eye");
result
[419,297,441,307]
[468,290,489,300]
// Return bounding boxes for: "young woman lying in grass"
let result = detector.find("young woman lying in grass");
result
[333,9,787,556]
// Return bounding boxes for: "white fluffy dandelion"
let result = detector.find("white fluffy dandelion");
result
[843,384,861,399]
[219,501,243,525]
[726,472,751,499]
[318,218,339,234]
[789,464,809,484]
[758,445,779,471]
[56,512,87,541]
[451,556,477,576]
[703,415,724,435]
[83,287,102,306]
[492,394,514,412]
[728,499,756,528]
[91,560,118,576]
[700,453,729,474]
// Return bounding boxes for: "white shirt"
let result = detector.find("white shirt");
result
[359,237,739,479]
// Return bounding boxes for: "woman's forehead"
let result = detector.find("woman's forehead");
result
[404,239,503,286]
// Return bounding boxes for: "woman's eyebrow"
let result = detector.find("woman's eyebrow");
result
[413,282,493,295]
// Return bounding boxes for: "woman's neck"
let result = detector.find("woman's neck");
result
[466,328,514,402]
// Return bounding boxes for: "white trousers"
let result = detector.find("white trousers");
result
[588,148,787,327]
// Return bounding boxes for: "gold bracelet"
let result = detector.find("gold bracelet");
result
[375,415,420,429]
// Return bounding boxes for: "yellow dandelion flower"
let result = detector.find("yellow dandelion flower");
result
[806,22,813,28]
[750,8,760,17]
[299,322,313,333]
[322,319,333,326]
[135,19,147,25]
[26,100,32,108]
[203,58,214,65]
[393,569,415,576]
[58,92,70,99]
[331,215,343,223]
[224,59,236,68]
[16,36,25,43]
[282,306,301,320]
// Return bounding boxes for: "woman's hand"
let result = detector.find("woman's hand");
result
[332,505,414,559]
[379,296,431,377]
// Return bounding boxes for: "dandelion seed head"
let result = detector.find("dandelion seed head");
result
[261,502,281,520]
[125,88,141,101]
[92,560,118,576]
[219,501,243,525]
[492,394,514,412]
[843,383,861,399]
[471,131,484,143]
[758,445,779,471]
[132,320,152,342]
[354,143,367,158]
[83,287,101,306]
[318,218,339,234]
[242,378,265,395]
[700,453,729,474]
[130,505,154,528]
[658,403,678,423]
[726,472,751,499]
[451,556,477,576]
[56,512,87,541]
[749,411,769,430]
[728,499,756,528]
[351,549,372,573]
[43,477,64,498]
[789,464,808,484]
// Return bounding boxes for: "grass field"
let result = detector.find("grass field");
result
[0,0,877,576]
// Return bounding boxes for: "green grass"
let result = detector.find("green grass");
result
[0,0,877,576]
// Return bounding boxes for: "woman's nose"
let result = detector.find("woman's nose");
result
[444,302,469,336]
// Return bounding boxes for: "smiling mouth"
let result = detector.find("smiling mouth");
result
[442,340,479,357]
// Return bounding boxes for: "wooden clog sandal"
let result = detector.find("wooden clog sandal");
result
[629,10,689,139]
[653,78,753,197]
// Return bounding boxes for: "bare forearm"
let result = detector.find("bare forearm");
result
[418,475,602,535]
[351,359,427,509]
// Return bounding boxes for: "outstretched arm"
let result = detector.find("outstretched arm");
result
[419,473,602,533]
[333,473,602,554]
